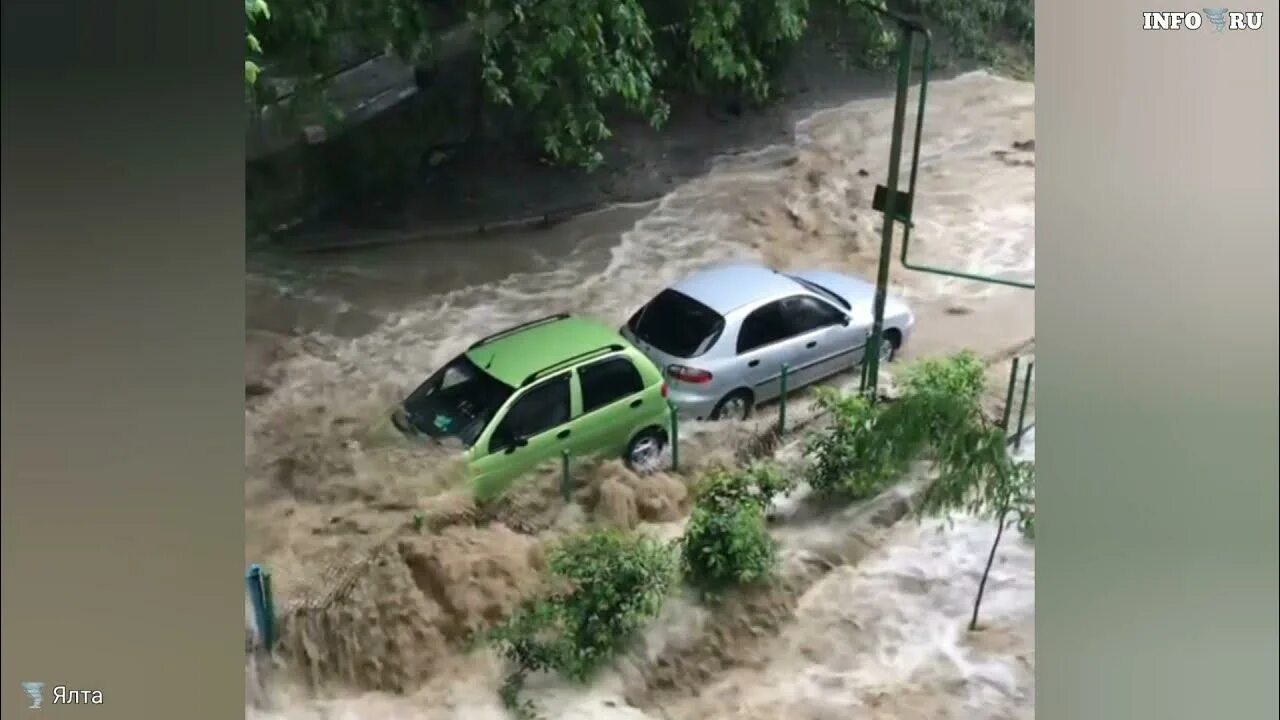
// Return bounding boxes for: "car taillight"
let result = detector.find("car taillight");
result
[660,382,669,398]
[667,365,713,384]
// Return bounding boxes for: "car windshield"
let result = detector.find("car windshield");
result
[401,355,513,447]
[627,289,725,358]
[785,274,851,310]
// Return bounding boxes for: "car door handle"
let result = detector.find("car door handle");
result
[556,429,571,439]
[748,359,760,368]
[806,341,817,349]
[629,398,643,408]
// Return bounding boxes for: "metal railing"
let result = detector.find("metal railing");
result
[999,356,1036,450]
[859,2,1035,401]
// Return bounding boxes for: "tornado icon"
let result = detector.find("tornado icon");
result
[22,682,45,709]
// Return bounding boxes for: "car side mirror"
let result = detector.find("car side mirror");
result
[840,315,851,327]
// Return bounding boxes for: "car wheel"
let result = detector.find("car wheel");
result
[626,429,666,473]
[711,390,753,421]
[879,329,902,363]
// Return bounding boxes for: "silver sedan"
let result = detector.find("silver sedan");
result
[620,263,915,421]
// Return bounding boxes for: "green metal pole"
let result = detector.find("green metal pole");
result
[778,364,789,433]
[858,345,869,394]
[1000,357,1021,431]
[246,564,277,651]
[1014,361,1034,450]
[560,450,572,502]
[669,401,680,472]
[261,571,276,649]
[895,30,1033,290]
[864,25,915,403]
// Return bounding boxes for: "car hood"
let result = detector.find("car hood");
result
[788,269,912,323]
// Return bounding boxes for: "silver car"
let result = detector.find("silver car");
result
[620,263,915,421]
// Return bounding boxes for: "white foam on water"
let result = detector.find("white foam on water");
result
[664,513,1035,720]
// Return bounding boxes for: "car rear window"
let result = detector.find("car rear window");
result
[627,289,725,358]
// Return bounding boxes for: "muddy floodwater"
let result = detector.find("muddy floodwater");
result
[246,71,1036,719]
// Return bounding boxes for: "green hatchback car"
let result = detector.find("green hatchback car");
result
[392,314,673,500]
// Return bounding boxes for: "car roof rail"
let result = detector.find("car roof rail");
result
[521,344,625,387]
[469,313,571,350]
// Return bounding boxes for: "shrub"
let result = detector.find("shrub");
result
[887,350,986,444]
[680,495,777,591]
[487,528,677,683]
[680,462,792,592]
[693,461,795,508]
[804,389,907,498]
[805,352,989,499]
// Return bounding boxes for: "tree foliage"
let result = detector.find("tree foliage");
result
[893,353,1035,628]
[648,0,811,101]
[900,0,1034,60]
[902,352,1033,531]
[245,0,271,91]
[472,0,669,169]
[800,352,1035,629]
[246,0,1034,167]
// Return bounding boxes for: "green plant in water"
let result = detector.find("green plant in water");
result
[487,528,677,687]
[805,388,915,498]
[681,499,778,592]
[915,420,1035,630]
[694,461,796,508]
[891,352,1035,630]
[679,463,792,593]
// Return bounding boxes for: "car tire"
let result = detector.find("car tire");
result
[625,428,666,473]
[885,330,906,361]
[881,329,902,363]
[710,390,753,421]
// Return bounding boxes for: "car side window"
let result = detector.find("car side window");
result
[781,295,846,335]
[736,301,791,354]
[489,375,570,452]
[579,357,645,414]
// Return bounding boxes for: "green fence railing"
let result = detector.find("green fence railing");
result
[999,356,1036,449]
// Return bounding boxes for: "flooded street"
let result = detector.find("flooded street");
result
[246,71,1036,718]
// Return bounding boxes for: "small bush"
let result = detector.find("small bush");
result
[487,528,677,683]
[805,353,989,499]
[693,461,795,508]
[888,350,987,444]
[680,496,777,591]
[680,462,792,592]
[805,390,908,498]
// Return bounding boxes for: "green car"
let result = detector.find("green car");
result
[392,314,673,500]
